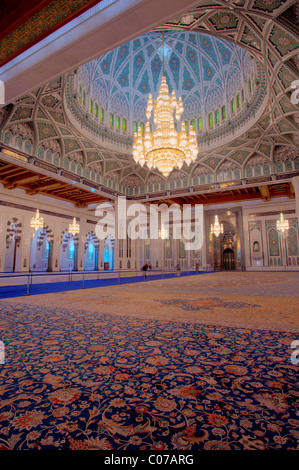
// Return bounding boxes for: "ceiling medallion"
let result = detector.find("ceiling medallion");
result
[132,33,198,177]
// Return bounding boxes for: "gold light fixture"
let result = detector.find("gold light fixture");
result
[276,212,289,234]
[132,32,198,177]
[68,217,80,236]
[159,225,168,240]
[30,209,44,231]
[210,215,224,238]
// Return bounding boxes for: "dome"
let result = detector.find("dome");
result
[65,30,267,154]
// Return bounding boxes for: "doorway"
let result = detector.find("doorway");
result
[4,222,20,272]
[60,232,77,271]
[222,248,235,270]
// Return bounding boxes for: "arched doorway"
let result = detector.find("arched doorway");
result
[30,227,51,272]
[60,232,78,271]
[210,217,236,270]
[104,236,114,270]
[4,220,21,272]
[84,233,99,271]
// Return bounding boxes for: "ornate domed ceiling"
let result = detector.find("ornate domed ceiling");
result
[74,31,256,121]
[0,0,298,202]
[65,30,267,153]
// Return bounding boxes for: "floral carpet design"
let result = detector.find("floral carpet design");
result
[0,301,298,450]
[156,297,260,311]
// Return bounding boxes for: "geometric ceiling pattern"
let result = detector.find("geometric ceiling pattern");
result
[76,30,256,122]
[0,0,106,67]
[0,0,298,201]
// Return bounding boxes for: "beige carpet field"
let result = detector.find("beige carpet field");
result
[4,271,299,332]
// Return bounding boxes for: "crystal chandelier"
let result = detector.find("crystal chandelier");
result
[30,209,44,231]
[68,217,80,236]
[159,225,168,239]
[132,33,198,177]
[210,215,224,237]
[276,212,289,234]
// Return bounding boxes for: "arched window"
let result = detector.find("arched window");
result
[109,113,114,127]
[221,105,226,120]
[215,109,220,124]
[234,169,241,179]
[231,98,235,114]
[197,117,203,131]
[122,118,127,133]
[115,116,120,131]
[237,93,241,109]
[208,112,213,127]
[15,136,22,150]
[100,107,104,122]
[25,140,32,154]
[276,162,283,172]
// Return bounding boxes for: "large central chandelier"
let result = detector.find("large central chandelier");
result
[132,34,198,177]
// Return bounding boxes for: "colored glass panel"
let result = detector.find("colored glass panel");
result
[231,98,235,113]
[222,105,226,120]
[109,113,114,127]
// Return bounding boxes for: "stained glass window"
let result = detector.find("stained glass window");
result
[231,98,235,113]
[109,113,114,127]
[221,105,226,120]
[237,93,240,109]
[100,107,104,122]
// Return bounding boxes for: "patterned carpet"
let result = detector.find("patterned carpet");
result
[0,272,298,450]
